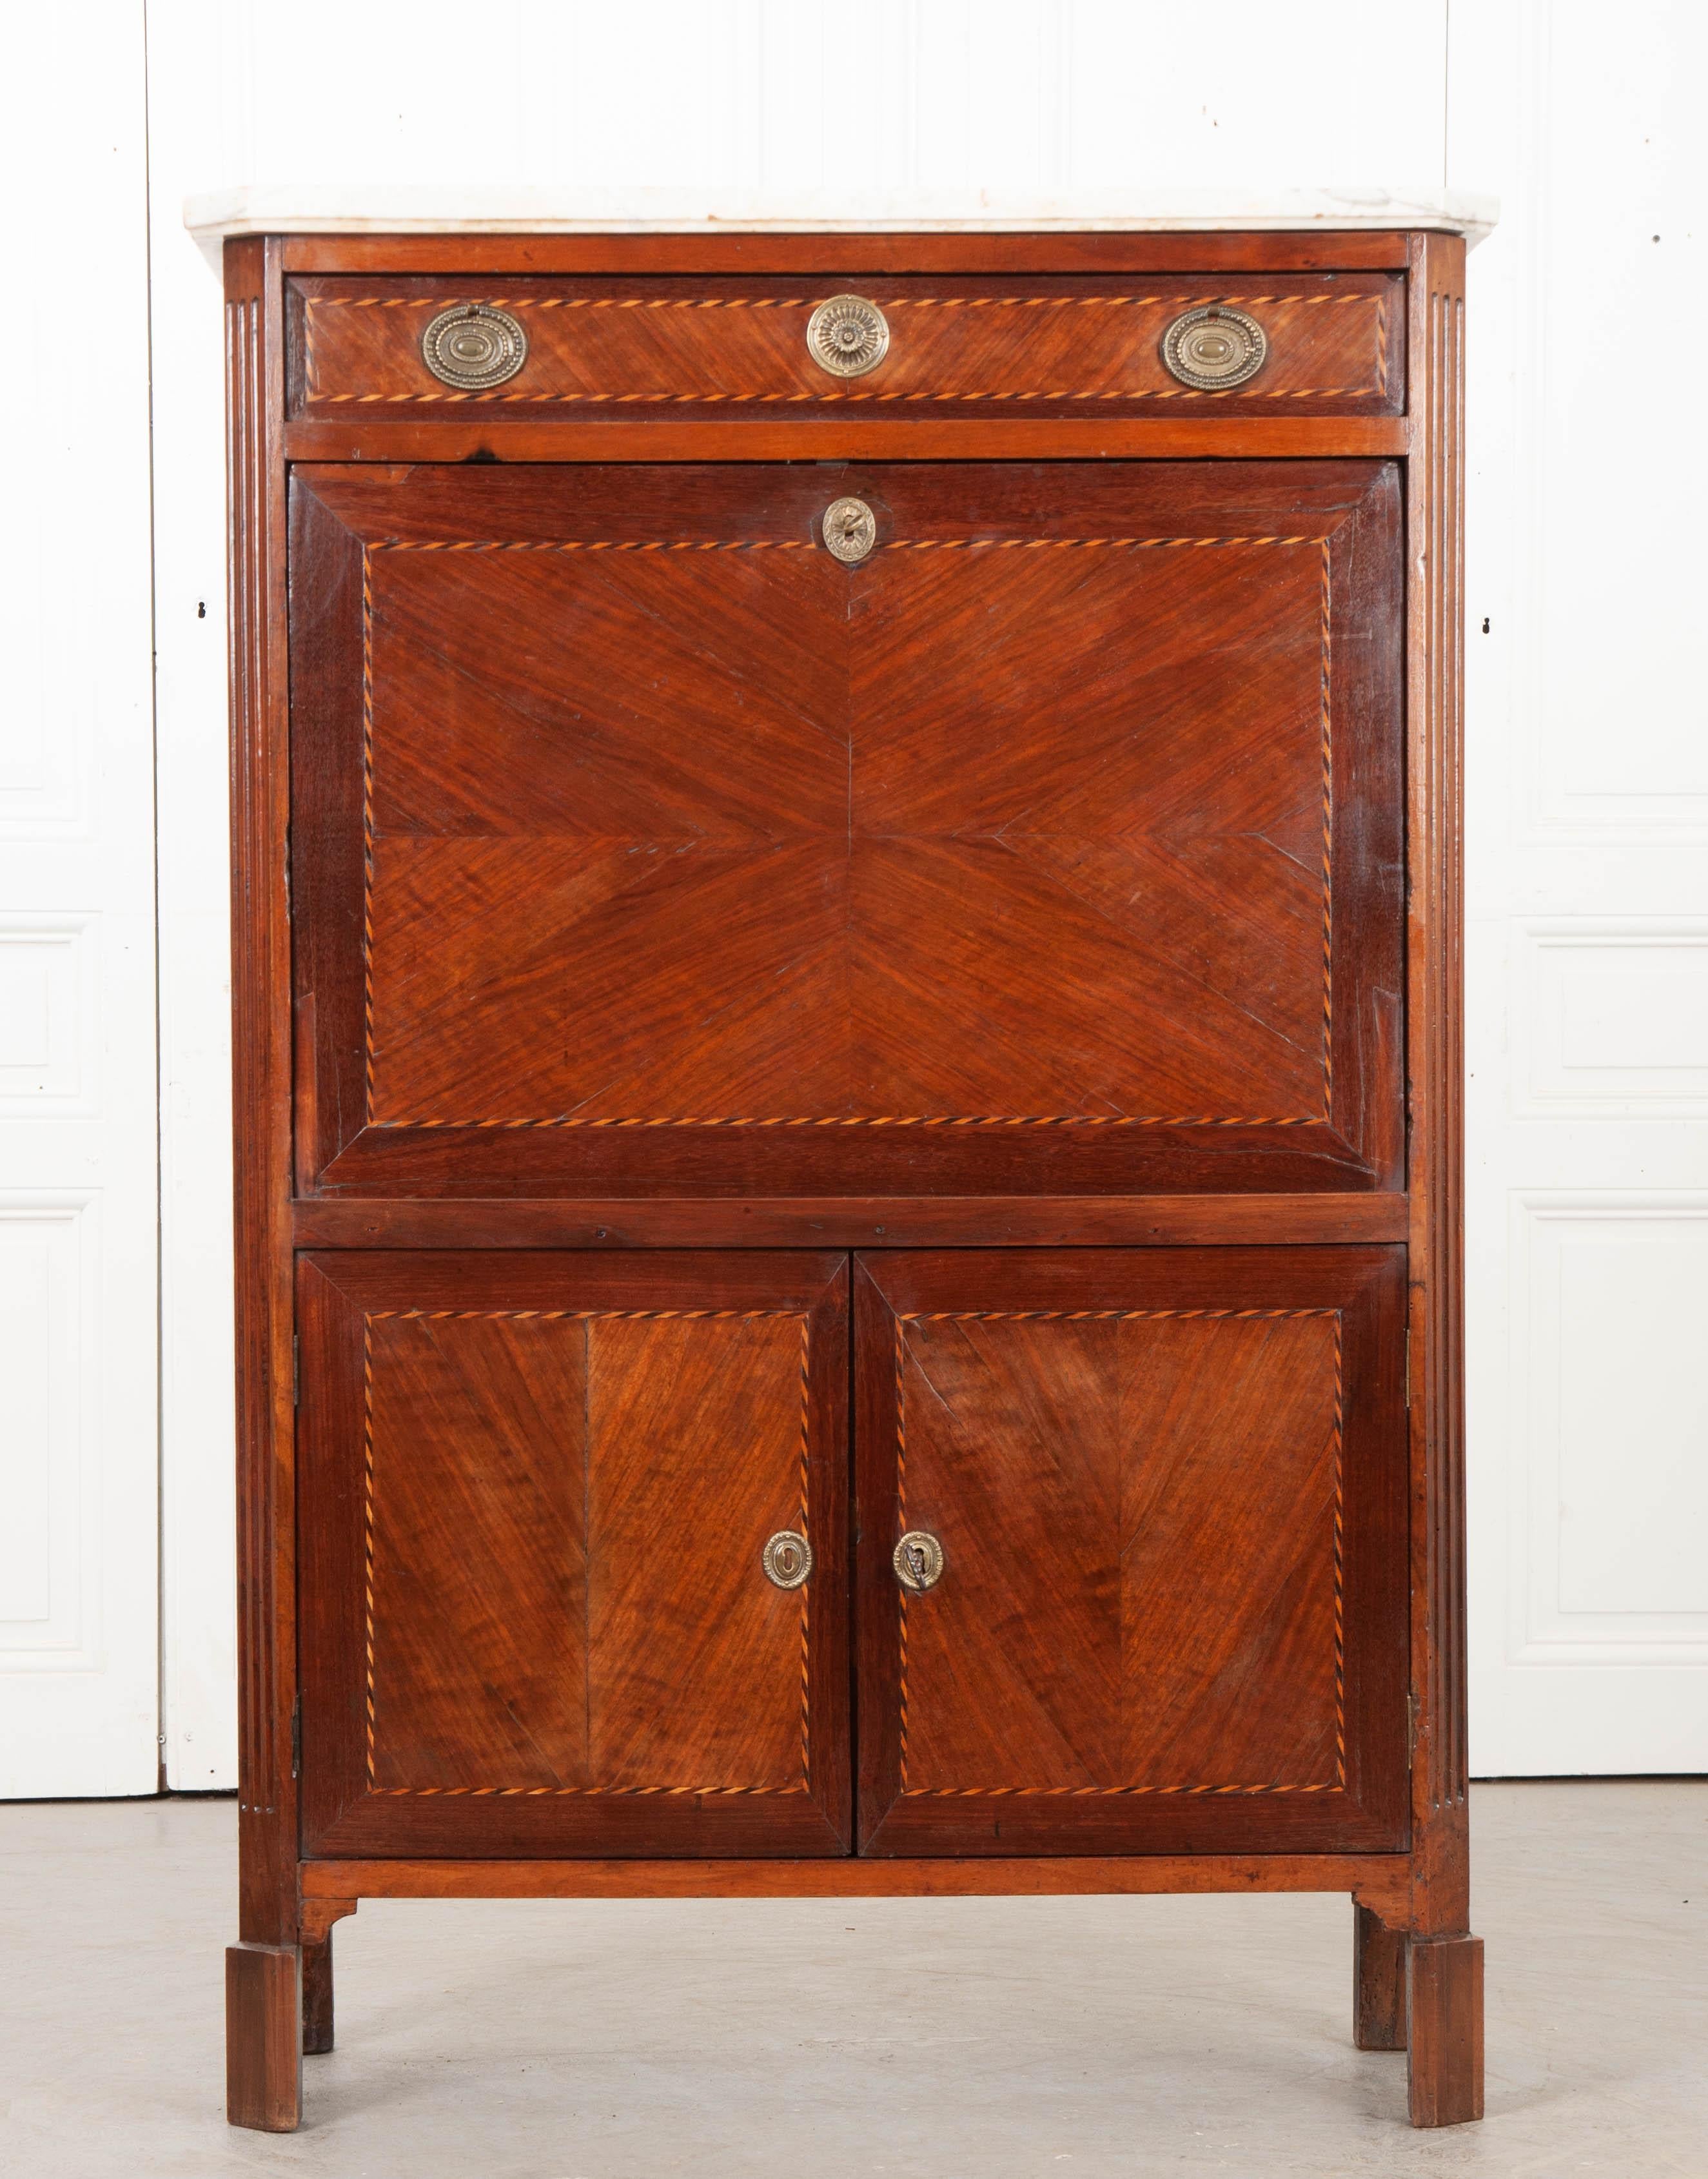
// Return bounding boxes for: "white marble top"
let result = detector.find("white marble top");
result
[184,185,1497,246]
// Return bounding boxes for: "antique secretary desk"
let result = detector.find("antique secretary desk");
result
[215,210,1484,2131]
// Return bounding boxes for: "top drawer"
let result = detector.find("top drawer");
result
[288,272,1403,419]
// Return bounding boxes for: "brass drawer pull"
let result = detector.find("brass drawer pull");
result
[1161,304,1267,390]
[761,1530,813,1589]
[421,302,529,389]
[893,1530,945,1592]
[807,293,890,378]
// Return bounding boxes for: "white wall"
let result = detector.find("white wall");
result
[6,0,1698,1794]
[0,6,159,1795]
[1455,1,1708,1772]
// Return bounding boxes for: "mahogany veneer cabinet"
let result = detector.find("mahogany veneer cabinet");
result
[222,226,1482,2133]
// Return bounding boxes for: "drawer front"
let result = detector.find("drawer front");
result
[289,457,1403,1199]
[297,1249,850,1858]
[290,271,1403,416]
[854,1247,1409,1856]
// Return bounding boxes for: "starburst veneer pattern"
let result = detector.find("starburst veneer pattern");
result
[358,529,1335,1131]
[891,1305,1346,1798]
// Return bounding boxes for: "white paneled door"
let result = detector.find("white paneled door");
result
[0,8,159,1794]
[1455,0,1708,1772]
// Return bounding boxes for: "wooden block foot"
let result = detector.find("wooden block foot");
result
[302,1931,335,2055]
[1353,1902,1407,2050]
[1406,1934,1484,2127]
[226,1943,302,2131]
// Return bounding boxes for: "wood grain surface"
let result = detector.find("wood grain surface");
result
[299,1851,1413,1915]
[224,239,300,1951]
[1400,228,1480,2127]
[225,1944,300,2131]
[290,272,1402,418]
[288,1193,1413,1251]
[1355,1900,1409,2050]
[855,1247,1408,1855]
[296,1251,850,1857]
[224,222,1480,2136]
[290,458,1401,1200]
[280,232,1416,278]
[282,415,1411,464]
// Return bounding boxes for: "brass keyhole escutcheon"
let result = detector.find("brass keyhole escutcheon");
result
[822,496,877,565]
[892,1530,945,1592]
[761,1530,813,1590]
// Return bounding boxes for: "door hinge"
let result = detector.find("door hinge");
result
[291,1696,302,1780]
[1406,1689,1418,1766]
[1403,1327,1411,1410]
[292,1333,300,1407]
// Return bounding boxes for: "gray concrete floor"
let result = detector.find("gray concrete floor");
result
[0,1783,1702,2177]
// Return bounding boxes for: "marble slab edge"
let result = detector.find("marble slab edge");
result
[185,184,1500,250]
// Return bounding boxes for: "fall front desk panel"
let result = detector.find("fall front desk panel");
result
[297,1246,1408,1863]
[288,458,1404,1200]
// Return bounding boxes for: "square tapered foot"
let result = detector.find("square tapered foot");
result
[302,1931,335,2055]
[1406,1934,1484,2127]
[226,1943,302,2131]
[1353,1903,1408,2050]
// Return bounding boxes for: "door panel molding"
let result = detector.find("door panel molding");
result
[297,1249,850,1857]
[854,1247,1409,1856]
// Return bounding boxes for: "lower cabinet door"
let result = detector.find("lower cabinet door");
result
[298,1251,850,1857]
[854,1248,1408,1855]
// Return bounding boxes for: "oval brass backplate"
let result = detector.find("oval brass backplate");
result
[822,496,877,565]
[806,293,890,378]
[761,1530,813,1590]
[1161,304,1268,391]
[892,1530,945,1592]
[420,302,529,389]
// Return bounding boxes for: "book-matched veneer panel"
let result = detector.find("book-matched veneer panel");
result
[854,1247,1409,1855]
[290,458,1402,1199]
[297,1249,850,1857]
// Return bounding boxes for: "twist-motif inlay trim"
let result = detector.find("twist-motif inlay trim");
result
[358,534,1335,1133]
[362,1305,814,1799]
[310,290,1381,310]
[892,1305,1346,1799]
[302,286,1390,404]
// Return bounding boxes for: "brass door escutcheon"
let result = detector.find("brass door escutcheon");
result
[822,496,877,564]
[761,1530,813,1589]
[892,1530,945,1592]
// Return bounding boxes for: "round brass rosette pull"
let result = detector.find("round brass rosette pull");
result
[892,1531,945,1592]
[761,1530,813,1590]
[806,293,890,378]
[1161,305,1268,391]
[822,496,878,565]
[420,303,529,389]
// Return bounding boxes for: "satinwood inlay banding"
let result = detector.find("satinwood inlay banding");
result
[303,286,1392,407]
